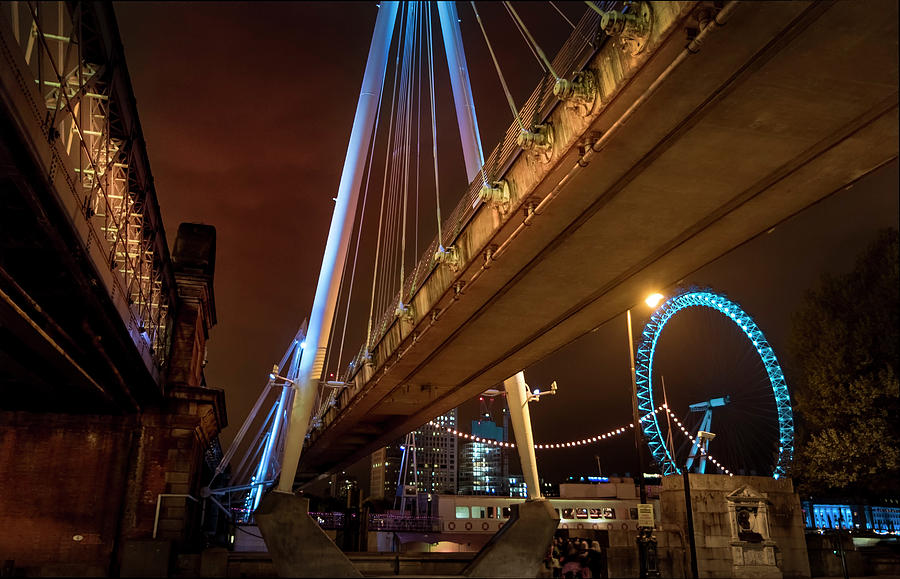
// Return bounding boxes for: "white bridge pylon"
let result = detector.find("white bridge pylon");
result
[277,1,491,494]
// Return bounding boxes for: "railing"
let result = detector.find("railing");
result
[0,2,174,373]
[309,511,346,530]
[306,4,617,423]
[341,4,616,385]
[368,513,442,533]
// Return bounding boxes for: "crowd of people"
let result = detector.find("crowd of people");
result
[543,535,607,578]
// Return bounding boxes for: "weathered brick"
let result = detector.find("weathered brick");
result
[165,471,190,484]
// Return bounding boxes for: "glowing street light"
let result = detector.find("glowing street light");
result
[645,293,664,308]
[626,292,664,579]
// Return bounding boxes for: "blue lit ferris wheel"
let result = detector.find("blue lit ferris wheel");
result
[634,289,794,479]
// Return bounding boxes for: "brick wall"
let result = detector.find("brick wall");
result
[0,411,136,575]
[0,386,225,575]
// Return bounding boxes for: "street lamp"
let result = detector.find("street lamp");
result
[269,364,296,386]
[627,293,663,579]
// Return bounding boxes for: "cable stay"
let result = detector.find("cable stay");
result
[260,2,610,506]
[204,321,307,522]
[504,2,560,80]
[318,1,610,393]
[470,1,525,133]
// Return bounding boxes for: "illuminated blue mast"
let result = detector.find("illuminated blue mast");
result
[276,1,401,493]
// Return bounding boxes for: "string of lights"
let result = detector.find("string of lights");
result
[663,405,733,476]
[425,404,734,476]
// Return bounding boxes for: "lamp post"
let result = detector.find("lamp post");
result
[627,293,663,579]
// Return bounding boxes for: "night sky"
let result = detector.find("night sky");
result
[114,3,899,489]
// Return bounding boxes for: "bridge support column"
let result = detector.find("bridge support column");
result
[503,371,541,500]
[255,494,361,578]
[458,372,559,577]
[273,0,399,495]
[258,4,398,574]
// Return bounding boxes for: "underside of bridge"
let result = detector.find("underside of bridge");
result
[0,107,155,413]
[299,0,898,482]
[0,5,229,574]
[0,1,173,413]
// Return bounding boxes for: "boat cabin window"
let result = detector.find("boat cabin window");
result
[456,506,470,519]
[576,508,589,519]
[502,507,512,519]
[487,506,495,519]
[562,508,575,520]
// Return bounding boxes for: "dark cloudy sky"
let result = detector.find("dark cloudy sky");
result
[114,2,899,487]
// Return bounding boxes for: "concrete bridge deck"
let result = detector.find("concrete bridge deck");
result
[300,0,898,480]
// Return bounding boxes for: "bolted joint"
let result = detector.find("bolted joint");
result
[517,124,552,151]
[553,77,576,101]
[394,301,415,323]
[478,180,511,213]
[518,124,554,164]
[553,70,598,116]
[600,2,652,55]
[433,244,460,272]
[600,9,639,36]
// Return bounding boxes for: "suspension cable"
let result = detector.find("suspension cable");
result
[415,2,423,265]
[427,2,444,243]
[366,6,405,349]
[332,36,389,380]
[503,2,549,76]
[470,2,525,131]
[503,2,559,79]
[385,3,414,317]
[549,1,576,30]
[399,2,416,296]
[549,1,595,49]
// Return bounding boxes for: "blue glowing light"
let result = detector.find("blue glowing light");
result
[634,289,795,478]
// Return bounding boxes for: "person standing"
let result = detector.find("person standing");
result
[587,540,607,579]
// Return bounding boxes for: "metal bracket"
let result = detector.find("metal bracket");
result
[523,201,537,224]
[600,1,653,56]
[478,180,511,214]
[433,244,461,272]
[362,349,374,366]
[483,245,498,268]
[395,301,415,323]
[553,70,599,116]
[453,281,465,299]
[517,123,554,164]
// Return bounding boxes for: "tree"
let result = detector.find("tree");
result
[790,227,899,497]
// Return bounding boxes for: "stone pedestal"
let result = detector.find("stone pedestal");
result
[727,486,782,579]
[659,474,810,579]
